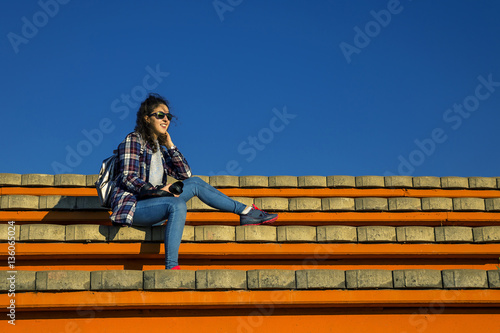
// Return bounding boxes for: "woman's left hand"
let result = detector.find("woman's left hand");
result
[160,131,175,149]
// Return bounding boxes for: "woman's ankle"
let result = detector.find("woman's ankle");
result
[241,205,252,215]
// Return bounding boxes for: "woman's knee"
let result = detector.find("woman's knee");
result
[183,176,205,186]
[169,197,187,214]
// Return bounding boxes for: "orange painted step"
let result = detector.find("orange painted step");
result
[2,187,500,198]
[2,290,499,312]
[1,211,500,226]
[2,243,499,260]
[2,308,500,333]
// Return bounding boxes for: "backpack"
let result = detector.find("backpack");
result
[95,151,119,208]
[95,137,145,208]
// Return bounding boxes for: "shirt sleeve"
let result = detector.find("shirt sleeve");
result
[162,146,192,180]
[116,133,149,193]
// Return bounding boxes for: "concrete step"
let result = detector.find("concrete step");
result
[3,242,500,272]
[3,224,500,243]
[2,195,500,211]
[0,173,500,189]
[2,174,499,189]
[1,268,499,293]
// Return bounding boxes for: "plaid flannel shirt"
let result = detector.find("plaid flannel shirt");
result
[110,132,192,227]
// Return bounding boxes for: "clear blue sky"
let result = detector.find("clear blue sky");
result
[2,0,499,177]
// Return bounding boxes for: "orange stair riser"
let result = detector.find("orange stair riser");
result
[2,243,500,260]
[2,290,500,311]
[2,309,500,333]
[4,259,499,271]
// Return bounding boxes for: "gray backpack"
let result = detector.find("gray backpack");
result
[95,151,119,208]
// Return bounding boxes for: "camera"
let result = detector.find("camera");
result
[169,181,184,195]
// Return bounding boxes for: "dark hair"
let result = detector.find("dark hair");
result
[135,93,174,152]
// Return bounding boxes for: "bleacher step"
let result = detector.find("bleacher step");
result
[2,269,499,292]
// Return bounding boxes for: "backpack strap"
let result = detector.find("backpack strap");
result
[137,133,146,155]
[111,133,146,161]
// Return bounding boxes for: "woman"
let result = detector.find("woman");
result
[110,93,278,269]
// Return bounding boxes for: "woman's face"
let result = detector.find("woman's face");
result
[146,103,170,138]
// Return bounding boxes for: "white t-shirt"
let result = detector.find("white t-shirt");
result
[149,142,164,186]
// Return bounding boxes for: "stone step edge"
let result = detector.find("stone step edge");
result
[1,174,499,189]
[3,189,500,196]
[4,224,500,243]
[1,269,499,292]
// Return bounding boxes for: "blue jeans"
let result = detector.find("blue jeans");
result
[132,176,247,268]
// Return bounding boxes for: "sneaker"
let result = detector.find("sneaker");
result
[240,204,278,226]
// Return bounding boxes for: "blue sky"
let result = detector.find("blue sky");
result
[1,0,499,178]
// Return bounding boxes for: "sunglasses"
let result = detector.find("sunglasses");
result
[148,112,173,120]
